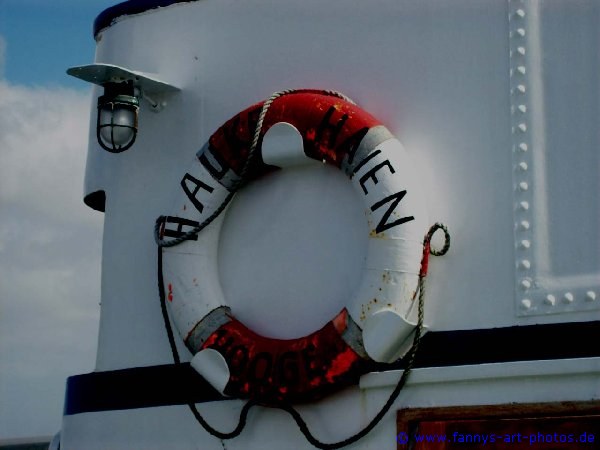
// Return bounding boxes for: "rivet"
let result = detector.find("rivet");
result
[517,28,526,37]
[518,123,527,132]
[586,291,597,302]
[520,239,531,249]
[519,162,528,171]
[519,201,529,210]
[521,279,532,290]
[521,299,532,309]
[517,47,526,56]
[517,66,526,75]
[544,295,556,306]
[520,259,531,269]
[563,292,574,304]
[519,220,530,230]
[516,9,526,18]
[519,181,529,191]
[518,104,527,113]
[519,143,529,152]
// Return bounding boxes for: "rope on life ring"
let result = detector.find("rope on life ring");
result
[155,89,450,447]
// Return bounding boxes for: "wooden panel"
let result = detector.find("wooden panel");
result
[397,401,600,450]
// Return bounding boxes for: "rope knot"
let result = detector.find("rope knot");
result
[419,222,450,278]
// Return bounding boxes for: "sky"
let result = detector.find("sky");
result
[0,0,120,440]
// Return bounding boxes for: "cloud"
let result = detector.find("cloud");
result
[0,83,97,222]
[0,72,103,438]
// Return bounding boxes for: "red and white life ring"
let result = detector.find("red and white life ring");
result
[159,90,428,403]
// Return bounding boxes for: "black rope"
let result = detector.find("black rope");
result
[278,279,423,449]
[154,89,451,448]
[427,223,450,256]
[154,89,354,248]
[157,248,180,365]
[156,222,449,448]
[187,399,257,440]
[157,243,258,440]
[272,223,450,449]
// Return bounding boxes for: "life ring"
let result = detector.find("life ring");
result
[159,90,428,404]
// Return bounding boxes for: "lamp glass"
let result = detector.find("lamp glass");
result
[99,105,137,147]
[96,90,139,153]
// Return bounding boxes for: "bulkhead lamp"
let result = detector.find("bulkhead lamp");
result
[66,63,180,153]
[97,82,140,153]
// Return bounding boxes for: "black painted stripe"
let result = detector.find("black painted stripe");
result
[94,0,200,37]
[64,321,600,415]
[384,320,600,371]
[64,363,227,415]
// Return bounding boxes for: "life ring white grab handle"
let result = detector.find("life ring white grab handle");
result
[159,90,428,403]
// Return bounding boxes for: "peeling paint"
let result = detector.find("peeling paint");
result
[368,228,385,238]
[382,271,391,284]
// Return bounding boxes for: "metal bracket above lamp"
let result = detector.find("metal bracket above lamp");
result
[67,63,180,153]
